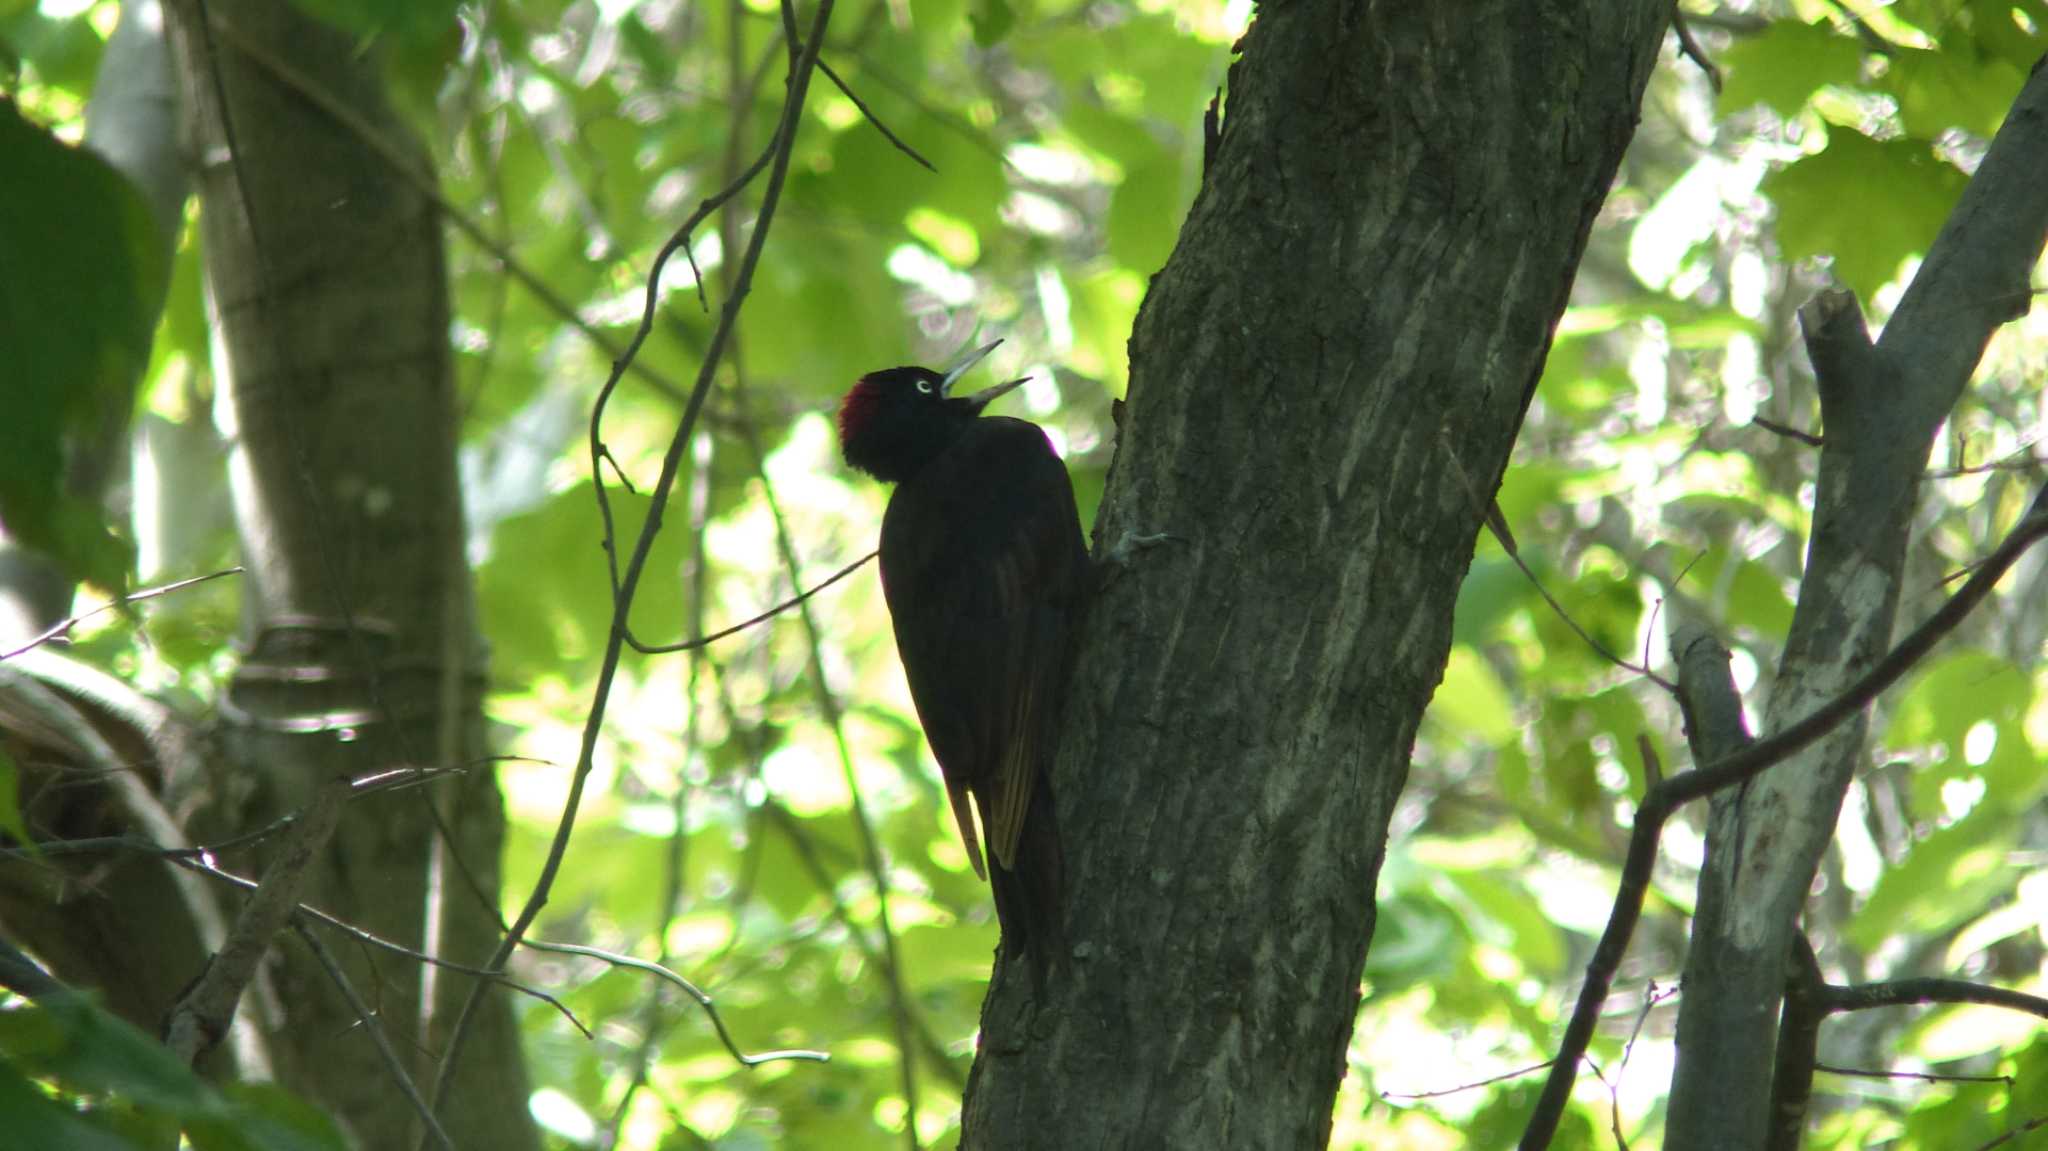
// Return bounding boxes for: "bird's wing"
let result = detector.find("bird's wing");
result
[878,417,1088,873]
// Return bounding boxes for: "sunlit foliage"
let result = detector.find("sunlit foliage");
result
[2,0,2044,1146]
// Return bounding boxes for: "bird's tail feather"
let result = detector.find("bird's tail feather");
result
[986,777,1064,987]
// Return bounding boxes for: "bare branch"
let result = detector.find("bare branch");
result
[1814,1063,2012,1086]
[175,854,589,1037]
[1820,976,2048,1021]
[1382,1060,1554,1101]
[724,378,925,1141]
[1670,10,1722,92]
[293,920,456,1151]
[1520,487,2048,1149]
[1442,431,1675,691]
[425,0,844,1125]
[815,56,936,171]
[0,934,67,1001]
[1974,1112,2048,1151]
[197,12,709,412]
[1749,415,1823,447]
[521,938,828,1067]
[606,430,715,1145]
[623,550,877,655]
[0,567,243,662]
[165,774,348,1064]
[1765,935,1826,1151]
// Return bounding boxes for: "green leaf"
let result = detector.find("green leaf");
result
[187,1084,348,1151]
[1360,890,1461,986]
[0,746,33,854]
[1106,149,1185,275]
[1677,547,1794,638]
[282,0,462,45]
[1450,556,1533,645]
[968,0,1016,47]
[1883,649,2043,814]
[1430,647,1518,746]
[1883,44,2027,139]
[476,485,696,683]
[1,9,110,96]
[1465,1079,1598,1151]
[1437,870,1567,976]
[0,1061,147,1151]
[1965,0,2048,69]
[0,102,154,591]
[0,997,216,1117]
[896,922,998,991]
[1846,812,2020,950]
[1717,21,1865,119]
[1763,128,1965,299]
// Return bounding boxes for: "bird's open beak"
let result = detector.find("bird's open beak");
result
[938,339,1002,397]
[961,375,1031,412]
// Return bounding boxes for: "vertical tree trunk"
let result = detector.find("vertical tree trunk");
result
[1664,63,2048,1150]
[163,3,537,1147]
[961,4,1672,1147]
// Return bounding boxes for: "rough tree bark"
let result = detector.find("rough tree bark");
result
[961,3,1673,1147]
[159,3,539,1147]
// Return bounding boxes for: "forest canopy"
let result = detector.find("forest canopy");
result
[2,0,2046,1148]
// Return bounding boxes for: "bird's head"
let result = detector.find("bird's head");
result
[837,340,1028,482]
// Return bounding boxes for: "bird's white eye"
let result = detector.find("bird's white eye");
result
[915,379,933,395]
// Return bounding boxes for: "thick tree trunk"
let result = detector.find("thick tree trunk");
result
[960,3,1672,1147]
[162,3,537,1148]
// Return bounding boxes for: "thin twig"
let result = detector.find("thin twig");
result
[710,26,921,1116]
[165,774,349,1064]
[1749,415,1824,447]
[1440,431,1676,692]
[423,0,841,1130]
[1928,444,2044,479]
[294,920,456,1151]
[0,567,243,662]
[1971,1111,2048,1150]
[197,12,711,412]
[1671,9,1722,92]
[623,551,878,654]
[727,378,923,1144]
[757,797,970,1089]
[171,854,589,1037]
[608,430,715,1146]
[1819,976,2048,1020]
[1813,1063,2012,1086]
[1382,1059,1555,1101]
[587,131,780,598]
[1821,0,1899,55]
[2,764,468,863]
[522,938,828,1066]
[1519,489,2048,1150]
[815,56,935,171]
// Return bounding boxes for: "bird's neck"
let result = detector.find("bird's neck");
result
[856,406,978,483]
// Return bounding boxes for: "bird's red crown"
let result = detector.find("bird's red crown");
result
[836,374,887,447]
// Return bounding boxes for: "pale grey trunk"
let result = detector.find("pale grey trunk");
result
[1663,65,2048,1151]
[161,2,538,1147]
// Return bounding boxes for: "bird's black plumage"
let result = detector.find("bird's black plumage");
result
[837,344,1086,973]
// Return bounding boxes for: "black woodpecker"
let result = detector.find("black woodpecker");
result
[836,340,1086,976]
